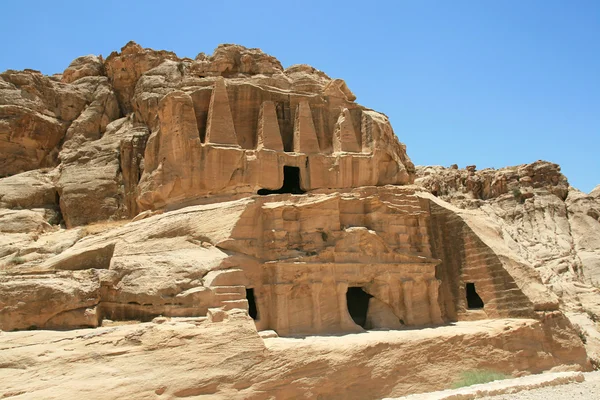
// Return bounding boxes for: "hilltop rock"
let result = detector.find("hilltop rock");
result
[61,55,104,83]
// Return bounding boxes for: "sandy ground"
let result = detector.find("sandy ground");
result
[478,371,600,400]
[391,371,600,399]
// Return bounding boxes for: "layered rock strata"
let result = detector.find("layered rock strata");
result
[1,42,414,227]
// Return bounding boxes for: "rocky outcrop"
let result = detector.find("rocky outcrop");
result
[566,188,600,285]
[0,314,589,399]
[415,161,600,302]
[1,41,414,225]
[416,161,600,364]
[0,169,57,209]
[0,70,84,175]
[61,55,105,84]
[416,161,569,204]
[0,43,598,399]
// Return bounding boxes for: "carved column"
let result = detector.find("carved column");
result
[402,280,414,325]
[336,281,352,329]
[310,281,323,333]
[388,281,404,321]
[428,279,443,324]
[273,283,293,335]
[256,284,272,330]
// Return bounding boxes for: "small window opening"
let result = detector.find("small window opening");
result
[258,166,305,195]
[466,282,484,309]
[346,287,373,328]
[246,288,258,320]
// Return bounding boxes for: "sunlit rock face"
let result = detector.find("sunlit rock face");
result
[127,45,415,211]
[0,42,596,400]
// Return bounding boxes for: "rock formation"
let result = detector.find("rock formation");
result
[0,42,598,399]
[417,161,600,366]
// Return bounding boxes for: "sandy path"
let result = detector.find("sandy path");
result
[478,371,600,400]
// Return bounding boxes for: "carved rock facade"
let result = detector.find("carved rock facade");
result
[0,43,595,397]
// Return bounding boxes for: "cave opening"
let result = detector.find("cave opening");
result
[346,287,373,328]
[52,191,65,227]
[246,288,258,320]
[258,166,305,195]
[466,282,484,309]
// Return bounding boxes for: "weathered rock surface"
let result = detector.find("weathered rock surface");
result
[0,314,589,400]
[416,161,600,363]
[1,41,414,225]
[0,43,599,399]
[416,161,600,306]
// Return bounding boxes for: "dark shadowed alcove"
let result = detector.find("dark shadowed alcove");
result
[346,287,373,328]
[465,282,484,309]
[258,166,305,195]
[246,288,258,320]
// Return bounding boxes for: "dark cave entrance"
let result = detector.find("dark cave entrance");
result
[258,166,305,195]
[466,282,484,309]
[246,288,258,320]
[346,287,373,328]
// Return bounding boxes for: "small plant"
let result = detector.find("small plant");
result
[46,212,61,226]
[320,231,328,242]
[10,256,26,265]
[451,370,510,389]
[512,188,525,204]
[573,323,587,344]
[585,309,599,323]
[590,356,600,371]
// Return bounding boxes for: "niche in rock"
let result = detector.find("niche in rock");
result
[466,282,484,309]
[258,166,305,195]
[246,288,258,320]
[346,287,373,328]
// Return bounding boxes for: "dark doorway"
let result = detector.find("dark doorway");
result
[465,282,484,309]
[246,288,258,320]
[258,166,305,195]
[346,287,373,328]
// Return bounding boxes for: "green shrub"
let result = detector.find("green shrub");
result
[512,188,524,203]
[573,323,587,344]
[585,309,599,323]
[10,256,26,265]
[451,370,510,389]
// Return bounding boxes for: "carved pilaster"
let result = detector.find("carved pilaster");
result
[273,283,293,335]
[428,279,443,324]
[310,282,323,332]
[402,280,414,325]
[257,284,272,330]
[336,281,353,329]
[388,281,404,322]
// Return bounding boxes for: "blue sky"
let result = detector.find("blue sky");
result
[2,1,598,192]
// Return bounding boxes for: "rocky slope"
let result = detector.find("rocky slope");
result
[416,162,600,363]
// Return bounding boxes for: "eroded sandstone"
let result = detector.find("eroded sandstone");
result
[0,42,598,400]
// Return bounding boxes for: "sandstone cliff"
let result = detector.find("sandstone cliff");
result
[0,43,598,399]
[416,161,600,363]
[1,41,414,227]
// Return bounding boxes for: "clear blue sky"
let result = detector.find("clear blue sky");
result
[2,1,598,192]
